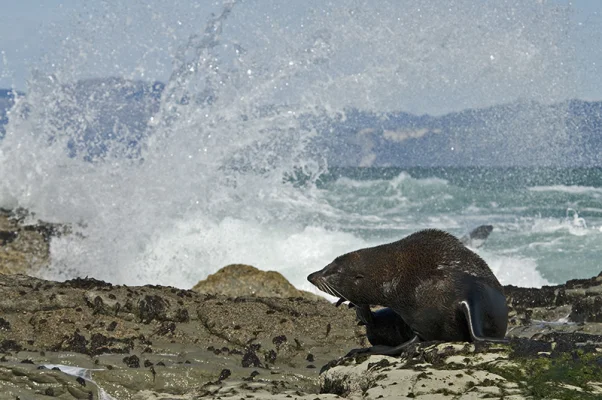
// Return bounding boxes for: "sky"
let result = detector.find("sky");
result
[0,0,601,114]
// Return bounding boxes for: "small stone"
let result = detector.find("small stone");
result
[0,318,11,331]
[219,368,232,381]
[272,335,287,346]
[123,355,140,368]
[242,348,262,368]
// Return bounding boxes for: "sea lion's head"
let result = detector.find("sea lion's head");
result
[308,251,381,305]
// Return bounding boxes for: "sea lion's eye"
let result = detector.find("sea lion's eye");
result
[355,274,364,280]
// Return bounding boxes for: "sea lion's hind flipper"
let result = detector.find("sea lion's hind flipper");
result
[345,335,420,357]
[460,300,508,344]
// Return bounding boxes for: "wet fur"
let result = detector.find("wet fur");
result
[308,229,508,354]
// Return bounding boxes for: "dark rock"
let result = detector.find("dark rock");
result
[138,295,168,323]
[218,368,232,381]
[64,277,112,290]
[90,333,112,355]
[242,348,262,368]
[0,230,18,245]
[272,335,287,346]
[0,318,10,331]
[570,296,602,323]
[123,355,140,368]
[154,321,176,335]
[175,308,190,322]
[504,285,563,308]
[265,350,277,363]
[63,331,89,354]
[1,339,22,352]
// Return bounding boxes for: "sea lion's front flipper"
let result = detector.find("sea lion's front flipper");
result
[460,297,508,344]
[355,304,373,326]
[335,298,346,307]
[345,335,419,357]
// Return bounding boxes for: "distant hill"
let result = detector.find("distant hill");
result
[316,100,602,167]
[1,80,601,166]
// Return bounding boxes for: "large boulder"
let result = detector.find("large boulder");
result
[192,263,322,300]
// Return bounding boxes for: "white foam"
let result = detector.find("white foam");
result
[0,1,581,291]
[528,185,602,196]
[43,364,116,400]
[482,252,551,288]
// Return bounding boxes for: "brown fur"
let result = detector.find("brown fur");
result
[308,229,508,343]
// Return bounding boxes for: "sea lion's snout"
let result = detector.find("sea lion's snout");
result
[307,263,345,298]
[307,270,322,285]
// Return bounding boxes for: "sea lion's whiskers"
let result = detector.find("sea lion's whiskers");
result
[324,281,345,300]
[314,278,327,294]
[319,279,334,296]
[316,279,332,296]
[319,279,338,298]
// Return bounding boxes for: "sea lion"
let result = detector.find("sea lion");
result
[308,229,508,356]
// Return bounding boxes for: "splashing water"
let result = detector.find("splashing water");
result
[0,1,584,290]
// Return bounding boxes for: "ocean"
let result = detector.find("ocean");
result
[0,1,599,295]
[314,167,602,287]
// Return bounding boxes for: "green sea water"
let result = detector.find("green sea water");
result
[313,167,602,286]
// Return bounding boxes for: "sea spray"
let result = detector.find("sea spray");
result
[0,1,587,290]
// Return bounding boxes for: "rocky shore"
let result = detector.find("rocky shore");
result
[1,211,602,399]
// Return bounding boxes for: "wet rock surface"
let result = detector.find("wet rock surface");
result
[0,273,364,399]
[1,273,602,399]
[505,271,602,338]
[1,213,602,398]
[320,339,602,399]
